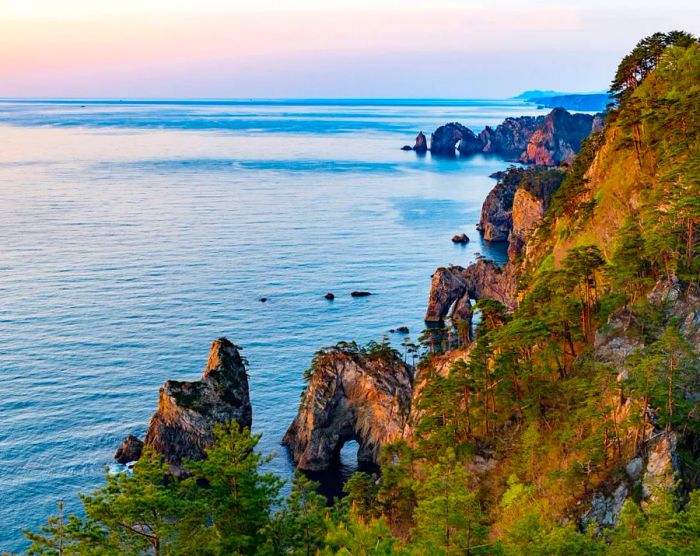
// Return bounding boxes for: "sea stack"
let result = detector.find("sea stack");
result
[116,338,252,474]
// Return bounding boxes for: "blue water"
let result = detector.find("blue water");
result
[0,99,539,551]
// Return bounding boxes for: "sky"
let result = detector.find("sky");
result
[0,0,698,99]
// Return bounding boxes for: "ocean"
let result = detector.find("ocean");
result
[0,98,542,551]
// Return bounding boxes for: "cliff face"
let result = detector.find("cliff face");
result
[478,167,565,246]
[521,108,596,165]
[479,115,545,159]
[284,346,413,471]
[123,338,252,472]
[478,178,516,241]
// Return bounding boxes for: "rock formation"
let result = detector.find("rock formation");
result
[520,108,595,166]
[424,259,517,324]
[284,345,413,471]
[414,131,428,152]
[478,174,518,242]
[430,123,481,155]
[411,108,601,165]
[116,338,252,473]
[425,266,468,322]
[478,167,564,253]
[351,291,372,297]
[479,115,545,160]
[114,435,144,464]
[451,233,470,244]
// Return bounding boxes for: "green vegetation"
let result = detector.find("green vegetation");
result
[20,32,700,554]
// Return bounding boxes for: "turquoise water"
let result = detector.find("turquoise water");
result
[0,99,539,551]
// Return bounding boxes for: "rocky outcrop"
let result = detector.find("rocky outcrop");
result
[430,123,481,155]
[114,435,144,464]
[478,167,564,250]
[425,266,468,322]
[479,115,545,160]
[521,108,595,166]
[424,259,517,323]
[412,109,597,164]
[414,131,428,152]
[284,345,413,471]
[643,432,679,499]
[142,338,252,472]
[451,233,470,244]
[478,175,518,241]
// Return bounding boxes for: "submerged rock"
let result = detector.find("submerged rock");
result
[114,435,144,464]
[283,345,413,470]
[324,292,335,300]
[351,291,372,297]
[143,337,252,473]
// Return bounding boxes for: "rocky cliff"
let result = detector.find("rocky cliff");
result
[284,344,413,471]
[424,259,517,324]
[409,109,599,163]
[520,108,596,165]
[478,167,565,247]
[116,338,252,473]
[479,115,545,159]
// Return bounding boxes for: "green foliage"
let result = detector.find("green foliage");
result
[411,449,488,555]
[262,471,328,556]
[344,473,381,519]
[609,31,696,103]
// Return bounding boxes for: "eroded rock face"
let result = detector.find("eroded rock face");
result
[425,266,467,322]
[414,131,428,152]
[479,176,517,242]
[284,346,413,471]
[463,259,518,311]
[521,108,595,166]
[431,123,480,155]
[643,431,679,499]
[115,435,144,464]
[479,115,545,159]
[478,167,564,250]
[424,259,517,323]
[143,337,252,471]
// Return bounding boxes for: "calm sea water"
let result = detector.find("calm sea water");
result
[0,99,541,551]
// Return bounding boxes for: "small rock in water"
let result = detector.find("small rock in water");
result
[324,293,335,300]
[260,297,268,302]
[396,326,410,334]
[401,145,413,151]
[114,435,144,464]
[452,233,470,244]
[389,329,396,333]
[351,291,372,297]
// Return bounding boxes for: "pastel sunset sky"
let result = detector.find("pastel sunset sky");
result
[1,0,698,98]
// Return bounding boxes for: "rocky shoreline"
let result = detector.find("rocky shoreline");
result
[402,107,604,167]
[114,106,597,476]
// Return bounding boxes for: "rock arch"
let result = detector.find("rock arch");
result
[283,345,413,471]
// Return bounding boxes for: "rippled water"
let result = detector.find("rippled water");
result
[0,99,540,551]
